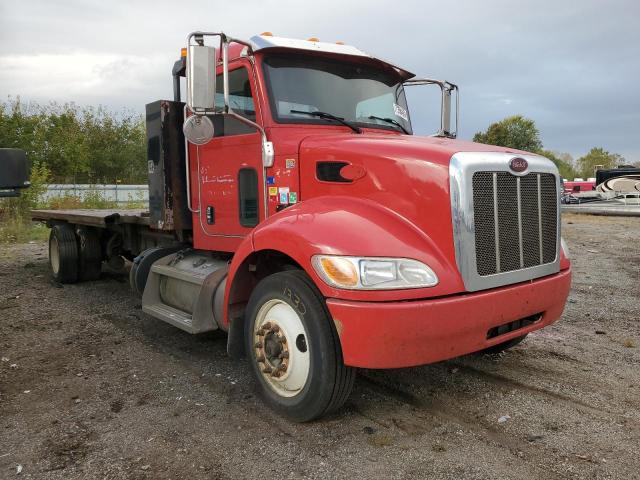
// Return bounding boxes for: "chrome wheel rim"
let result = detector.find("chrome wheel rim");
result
[254,299,310,397]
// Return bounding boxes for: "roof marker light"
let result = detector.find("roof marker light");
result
[335,41,345,45]
[307,37,320,42]
[261,31,273,36]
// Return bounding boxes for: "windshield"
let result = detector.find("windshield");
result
[262,53,412,134]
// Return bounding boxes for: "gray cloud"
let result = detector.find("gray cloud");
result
[1,0,638,161]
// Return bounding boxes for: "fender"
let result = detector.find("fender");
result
[224,195,465,325]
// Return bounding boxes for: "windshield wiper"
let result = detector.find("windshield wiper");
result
[290,110,362,134]
[368,115,410,134]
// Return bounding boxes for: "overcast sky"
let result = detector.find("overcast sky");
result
[1,0,638,161]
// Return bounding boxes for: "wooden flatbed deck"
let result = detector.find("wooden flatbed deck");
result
[32,209,151,227]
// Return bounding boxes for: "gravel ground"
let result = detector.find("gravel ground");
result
[1,213,639,479]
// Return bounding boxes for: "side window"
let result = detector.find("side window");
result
[215,67,256,121]
[238,168,259,227]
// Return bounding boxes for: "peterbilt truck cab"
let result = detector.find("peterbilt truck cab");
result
[39,32,571,422]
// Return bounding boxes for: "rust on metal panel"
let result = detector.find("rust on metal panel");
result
[31,209,150,226]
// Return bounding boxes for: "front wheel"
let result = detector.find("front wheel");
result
[245,270,355,422]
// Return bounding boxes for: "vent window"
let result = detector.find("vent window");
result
[316,161,351,183]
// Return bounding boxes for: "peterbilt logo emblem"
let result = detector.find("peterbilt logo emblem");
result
[509,157,528,173]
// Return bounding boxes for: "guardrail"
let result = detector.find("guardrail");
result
[42,184,149,204]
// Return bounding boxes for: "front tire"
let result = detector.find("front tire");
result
[245,270,355,422]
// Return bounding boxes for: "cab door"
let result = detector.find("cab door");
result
[190,62,265,252]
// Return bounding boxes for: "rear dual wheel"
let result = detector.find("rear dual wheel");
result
[49,224,102,283]
[245,270,355,422]
[49,224,79,283]
[77,228,102,281]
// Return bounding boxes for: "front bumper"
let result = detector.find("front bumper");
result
[327,268,572,369]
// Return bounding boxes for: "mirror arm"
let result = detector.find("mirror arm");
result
[227,113,273,220]
[222,37,230,114]
[183,105,199,213]
[184,31,272,219]
[403,78,459,138]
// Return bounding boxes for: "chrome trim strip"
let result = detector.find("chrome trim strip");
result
[537,173,543,264]
[517,176,523,268]
[449,152,561,292]
[492,173,500,273]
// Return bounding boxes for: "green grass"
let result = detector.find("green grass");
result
[0,216,50,243]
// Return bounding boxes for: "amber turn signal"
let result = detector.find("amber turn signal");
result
[316,256,358,287]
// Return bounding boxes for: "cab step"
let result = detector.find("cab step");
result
[142,303,195,333]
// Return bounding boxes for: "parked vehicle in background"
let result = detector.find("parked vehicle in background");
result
[596,166,640,194]
[0,149,30,198]
[563,178,596,194]
[31,31,571,421]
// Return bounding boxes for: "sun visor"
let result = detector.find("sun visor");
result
[249,35,415,81]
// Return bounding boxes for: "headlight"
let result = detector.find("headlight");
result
[311,255,438,290]
[561,237,570,259]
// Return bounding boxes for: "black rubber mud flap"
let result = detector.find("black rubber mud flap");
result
[227,315,246,359]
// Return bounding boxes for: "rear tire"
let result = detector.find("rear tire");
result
[49,224,79,284]
[480,334,527,354]
[130,246,183,296]
[78,228,102,281]
[245,270,355,422]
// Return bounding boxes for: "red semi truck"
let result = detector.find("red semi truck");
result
[31,32,572,421]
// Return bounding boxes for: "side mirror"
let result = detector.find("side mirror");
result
[403,78,459,138]
[186,44,217,114]
[0,148,30,198]
[183,115,215,145]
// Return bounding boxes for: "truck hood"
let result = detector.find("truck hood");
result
[299,132,531,168]
[297,133,533,291]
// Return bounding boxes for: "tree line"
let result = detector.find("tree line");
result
[1,97,633,185]
[473,115,633,180]
[0,98,147,184]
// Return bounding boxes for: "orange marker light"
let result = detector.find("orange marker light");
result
[261,31,273,36]
[180,48,187,58]
[307,37,320,42]
[335,41,345,45]
[319,257,358,287]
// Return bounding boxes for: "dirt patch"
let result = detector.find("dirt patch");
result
[1,215,639,479]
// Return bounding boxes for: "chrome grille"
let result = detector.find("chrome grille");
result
[472,171,558,276]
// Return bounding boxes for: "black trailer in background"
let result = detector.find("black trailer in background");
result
[0,148,30,197]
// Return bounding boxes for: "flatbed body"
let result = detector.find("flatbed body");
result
[32,208,181,259]
[31,209,151,227]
